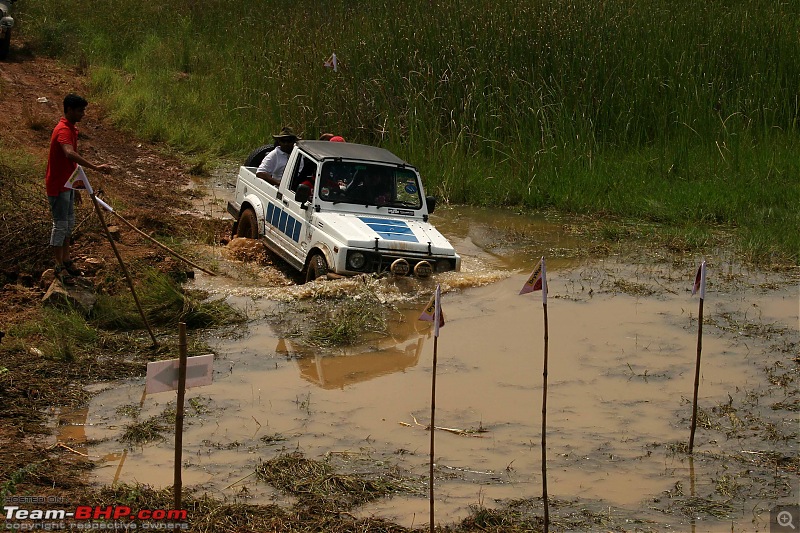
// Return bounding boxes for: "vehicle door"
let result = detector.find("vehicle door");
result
[263,151,318,267]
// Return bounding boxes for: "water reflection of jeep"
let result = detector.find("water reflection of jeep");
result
[0,0,15,60]
[276,310,429,390]
[228,141,461,282]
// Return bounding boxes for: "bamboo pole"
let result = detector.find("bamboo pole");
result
[109,210,215,276]
[689,295,704,453]
[90,193,157,346]
[689,261,706,453]
[541,301,550,532]
[174,323,188,510]
[429,334,438,533]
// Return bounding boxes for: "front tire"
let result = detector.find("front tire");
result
[235,209,258,239]
[305,253,328,283]
[0,30,10,61]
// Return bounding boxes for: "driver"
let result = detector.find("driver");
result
[347,170,392,206]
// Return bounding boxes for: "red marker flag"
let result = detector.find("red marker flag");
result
[519,256,547,303]
[419,284,445,336]
[692,261,707,299]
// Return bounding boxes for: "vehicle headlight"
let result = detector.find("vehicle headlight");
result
[347,252,366,270]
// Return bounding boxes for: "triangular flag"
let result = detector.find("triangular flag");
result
[519,256,547,303]
[692,260,706,299]
[323,53,338,72]
[418,285,445,336]
[65,165,93,195]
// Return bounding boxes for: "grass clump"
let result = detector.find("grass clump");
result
[119,405,176,446]
[271,279,393,347]
[92,267,245,331]
[10,307,98,363]
[0,145,51,277]
[307,295,388,347]
[255,452,414,510]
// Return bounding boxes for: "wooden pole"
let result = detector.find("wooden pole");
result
[89,193,157,346]
[689,455,697,533]
[541,301,550,532]
[109,210,216,276]
[689,296,704,453]
[429,334,438,533]
[174,323,188,510]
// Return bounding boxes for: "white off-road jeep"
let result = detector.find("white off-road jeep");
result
[227,141,460,282]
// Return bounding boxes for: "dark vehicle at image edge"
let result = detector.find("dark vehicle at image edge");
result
[0,0,15,60]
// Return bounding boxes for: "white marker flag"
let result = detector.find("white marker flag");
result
[519,256,547,304]
[418,284,445,336]
[323,53,338,72]
[692,260,707,299]
[65,165,93,195]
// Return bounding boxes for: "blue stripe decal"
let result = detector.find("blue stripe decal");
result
[369,223,414,235]
[358,217,419,243]
[378,232,419,242]
[270,204,281,226]
[265,203,301,242]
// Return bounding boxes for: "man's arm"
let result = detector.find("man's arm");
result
[255,170,280,186]
[255,150,280,186]
[61,144,112,174]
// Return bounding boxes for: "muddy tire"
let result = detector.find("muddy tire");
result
[244,144,274,168]
[0,30,10,61]
[305,253,328,283]
[235,208,258,239]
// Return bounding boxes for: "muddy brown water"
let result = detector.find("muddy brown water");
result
[59,198,798,531]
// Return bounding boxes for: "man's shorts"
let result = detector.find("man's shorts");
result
[48,190,75,247]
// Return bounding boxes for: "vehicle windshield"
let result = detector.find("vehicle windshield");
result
[318,162,423,209]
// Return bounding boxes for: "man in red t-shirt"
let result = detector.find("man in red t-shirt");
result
[45,94,112,284]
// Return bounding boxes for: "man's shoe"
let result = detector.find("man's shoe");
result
[55,266,76,286]
[63,260,83,277]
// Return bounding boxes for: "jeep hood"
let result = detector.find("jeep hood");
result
[315,213,457,256]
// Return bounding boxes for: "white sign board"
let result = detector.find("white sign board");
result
[146,354,214,394]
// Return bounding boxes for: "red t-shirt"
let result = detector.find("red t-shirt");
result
[45,118,78,197]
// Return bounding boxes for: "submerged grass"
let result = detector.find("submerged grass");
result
[15,0,800,264]
[272,278,394,347]
[255,451,418,511]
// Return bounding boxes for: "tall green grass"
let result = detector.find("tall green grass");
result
[16,0,800,263]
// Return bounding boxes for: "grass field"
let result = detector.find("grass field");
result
[14,0,800,264]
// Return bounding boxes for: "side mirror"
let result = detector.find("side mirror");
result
[295,183,311,205]
[426,196,436,214]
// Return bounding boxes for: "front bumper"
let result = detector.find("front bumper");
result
[337,247,459,277]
